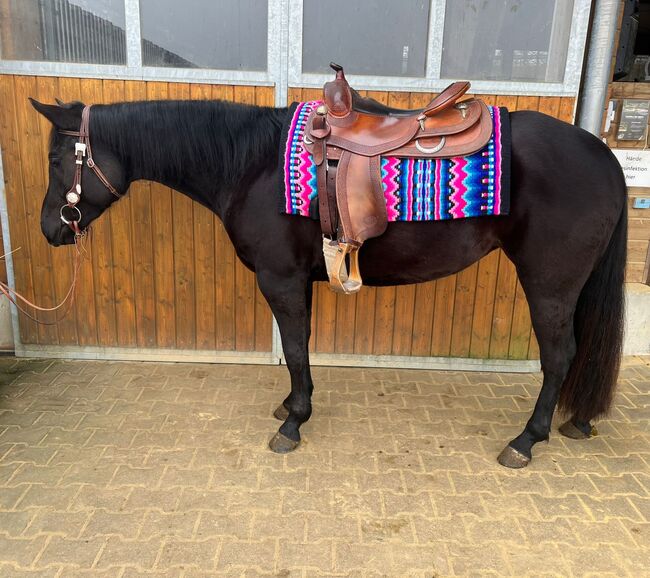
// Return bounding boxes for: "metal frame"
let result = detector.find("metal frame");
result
[288,0,592,97]
[0,0,285,98]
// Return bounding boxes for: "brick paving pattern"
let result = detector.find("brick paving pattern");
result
[0,355,648,577]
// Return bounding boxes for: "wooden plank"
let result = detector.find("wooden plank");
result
[430,275,457,357]
[469,250,499,358]
[0,75,38,343]
[496,95,519,112]
[516,96,540,112]
[13,75,58,344]
[103,79,137,347]
[449,263,479,357]
[537,96,561,118]
[190,83,216,350]
[391,284,416,356]
[287,87,303,104]
[167,82,196,349]
[488,251,518,358]
[508,279,532,359]
[79,78,117,346]
[480,95,497,107]
[146,81,176,348]
[232,85,257,351]
[335,291,357,354]
[35,76,78,345]
[301,88,322,102]
[558,98,576,123]
[410,281,436,357]
[353,286,376,354]
[56,76,98,347]
[124,80,156,348]
[315,282,336,353]
[528,330,540,359]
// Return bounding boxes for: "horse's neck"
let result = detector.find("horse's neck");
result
[96,100,283,214]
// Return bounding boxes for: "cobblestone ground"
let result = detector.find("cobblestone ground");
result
[0,355,647,577]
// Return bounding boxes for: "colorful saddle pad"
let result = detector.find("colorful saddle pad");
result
[279,100,511,222]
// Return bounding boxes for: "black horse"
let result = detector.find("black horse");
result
[29,97,627,468]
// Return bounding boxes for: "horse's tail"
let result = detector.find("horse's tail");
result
[558,200,627,422]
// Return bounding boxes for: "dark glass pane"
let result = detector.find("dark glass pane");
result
[302,0,430,77]
[441,0,574,83]
[140,0,268,71]
[0,0,126,64]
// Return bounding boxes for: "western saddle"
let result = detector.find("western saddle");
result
[304,63,494,294]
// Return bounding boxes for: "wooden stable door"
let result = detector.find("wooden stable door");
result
[289,88,576,361]
[0,74,574,362]
[0,75,273,354]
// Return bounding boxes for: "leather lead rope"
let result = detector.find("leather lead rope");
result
[0,232,88,325]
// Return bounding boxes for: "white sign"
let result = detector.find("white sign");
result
[611,149,650,188]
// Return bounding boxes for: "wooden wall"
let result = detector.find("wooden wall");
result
[603,82,650,285]
[0,73,578,361]
[289,88,576,360]
[0,74,274,351]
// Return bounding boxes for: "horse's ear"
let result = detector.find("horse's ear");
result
[29,98,84,130]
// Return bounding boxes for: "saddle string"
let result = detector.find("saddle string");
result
[0,229,89,325]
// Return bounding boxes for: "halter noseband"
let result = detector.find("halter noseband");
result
[58,105,121,235]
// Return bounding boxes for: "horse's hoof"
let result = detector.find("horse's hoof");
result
[558,419,596,439]
[273,404,289,421]
[497,445,530,469]
[269,432,300,454]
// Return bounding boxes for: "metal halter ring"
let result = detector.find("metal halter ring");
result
[60,204,82,226]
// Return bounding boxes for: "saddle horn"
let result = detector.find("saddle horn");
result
[330,62,346,80]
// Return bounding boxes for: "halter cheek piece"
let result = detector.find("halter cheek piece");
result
[58,105,121,235]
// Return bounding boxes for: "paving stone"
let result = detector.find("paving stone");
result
[82,510,146,539]
[279,541,333,572]
[157,537,220,570]
[23,511,90,538]
[37,536,105,567]
[95,537,163,569]
[217,539,276,570]
[0,356,647,575]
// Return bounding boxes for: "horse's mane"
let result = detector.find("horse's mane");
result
[90,99,287,188]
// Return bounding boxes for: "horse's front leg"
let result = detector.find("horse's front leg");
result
[257,270,314,453]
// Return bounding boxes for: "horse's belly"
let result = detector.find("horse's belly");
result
[357,218,500,286]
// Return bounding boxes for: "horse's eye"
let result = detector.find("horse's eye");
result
[48,155,61,166]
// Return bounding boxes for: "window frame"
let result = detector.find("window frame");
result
[0,0,591,102]
[288,0,592,97]
[0,0,287,99]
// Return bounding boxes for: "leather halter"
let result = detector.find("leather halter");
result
[58,105,121,235]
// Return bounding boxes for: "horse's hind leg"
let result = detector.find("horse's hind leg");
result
[498,295,577,468]
[256,271,314,453]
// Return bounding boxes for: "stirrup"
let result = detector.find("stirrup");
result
[322,237,362,295]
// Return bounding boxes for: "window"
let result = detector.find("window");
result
[441,0,575,83]
[301,0,431,77]
[139,0,268,71]
[0,0,126,65]
[290,0,589,95]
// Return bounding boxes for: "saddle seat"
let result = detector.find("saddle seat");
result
[304,63,494,294]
